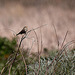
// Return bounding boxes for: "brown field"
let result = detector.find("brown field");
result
[0,0,75,52]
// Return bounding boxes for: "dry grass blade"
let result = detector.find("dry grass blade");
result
[19,46,27,75]
[27,24,47,33]
[61,31,68,48]
[33,30,39,54]
[52,23,59,49]
[40,25,43,55]
[8,65,12,75]
[33,30,40,75]
[0,67,5,75]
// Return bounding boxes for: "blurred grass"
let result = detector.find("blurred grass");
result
[0,37,75,75]
[0,37,17,59]
[0,37,17,73]
[0,0,75,9]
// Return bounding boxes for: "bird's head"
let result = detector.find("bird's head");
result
[23,26,28,31]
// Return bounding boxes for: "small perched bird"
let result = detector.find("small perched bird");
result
[16,26,28,36]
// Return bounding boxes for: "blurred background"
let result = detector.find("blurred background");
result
[0,0,75,52]
[0,1,75,74]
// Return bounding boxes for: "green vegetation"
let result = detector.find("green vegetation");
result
[0,37,17,73]
[0,37,17,59]
[0,37,75,75]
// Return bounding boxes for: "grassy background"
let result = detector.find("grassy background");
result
[0,37,75,75]
[0,0,75,9]
[0,0,75,74]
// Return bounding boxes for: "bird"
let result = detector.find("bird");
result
[16,26,28,36]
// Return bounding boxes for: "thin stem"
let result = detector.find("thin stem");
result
[33,30,40,75]
[8,65,12,75]
[61,31,68,48]
[27,24,47,34]
[40,26,43,55]
[19,47,27,75]
[52,23,59,50]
